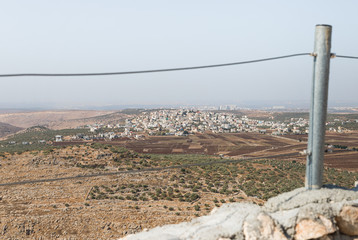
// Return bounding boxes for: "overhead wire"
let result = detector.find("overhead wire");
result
[335,55,358,60]
[0,53,311,77]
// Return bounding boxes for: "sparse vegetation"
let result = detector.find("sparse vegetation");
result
[0,127,89,153]
[1,125,358,239]
[83,149,358,202]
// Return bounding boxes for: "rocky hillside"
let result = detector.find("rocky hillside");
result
[122,187,358,240]
[0,122,23,138]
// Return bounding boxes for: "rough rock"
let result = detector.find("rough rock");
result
[264,187,358,212]
[243,212,287,240]
[121,187,358,240]
[122,203,260,240]
[295,215,337,240]
[336,205,358,236]
[269,208,299,236]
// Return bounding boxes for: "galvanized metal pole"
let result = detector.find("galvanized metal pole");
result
[306,24,332,190]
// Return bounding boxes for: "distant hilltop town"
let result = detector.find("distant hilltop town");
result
[83,109,310,141]
[1,108,357,151]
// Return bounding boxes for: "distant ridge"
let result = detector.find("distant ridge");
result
[0,122,23,138]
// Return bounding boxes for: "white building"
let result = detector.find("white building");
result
[55,135,63,142]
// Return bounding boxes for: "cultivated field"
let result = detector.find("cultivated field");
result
[284,132,358,170]
[120,133,299,156]
[109,132,358,171]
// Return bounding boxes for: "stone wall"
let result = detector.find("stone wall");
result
[121,187,358,240]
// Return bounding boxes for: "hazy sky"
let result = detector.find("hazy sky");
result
[1,1,358,108]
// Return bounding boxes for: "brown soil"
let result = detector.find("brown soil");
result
[0,110,115,129]
[59,132,358,171]
[0,146,261,239]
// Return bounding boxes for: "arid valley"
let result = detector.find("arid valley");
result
[1,109,358,239]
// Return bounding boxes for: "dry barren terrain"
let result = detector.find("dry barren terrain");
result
[0,110,115,129]
[1,110,358,239]
[0,145,264,239]
[0,134,357,239]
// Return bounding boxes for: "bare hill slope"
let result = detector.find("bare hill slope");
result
[0,110,115,129]
[0,122,23,138]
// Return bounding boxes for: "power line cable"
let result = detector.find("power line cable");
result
[0,53,311,78]
[335,55,358,60]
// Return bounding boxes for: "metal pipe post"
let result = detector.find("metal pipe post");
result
[306,24,332,190]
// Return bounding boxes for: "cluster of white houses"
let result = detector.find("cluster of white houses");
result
[56,111,358,142]
[119,110,309,137]
[71,110,311,142]
[5,110,356,147]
